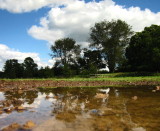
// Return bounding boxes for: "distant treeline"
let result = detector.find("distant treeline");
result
[1,19,160,78]
[0,54,106,78]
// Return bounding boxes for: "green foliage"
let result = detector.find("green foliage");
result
[52,61,78,77]
[53,66,64,77]
[84,50,105,69]
[3,59,24,78]
[63,64,75,77]
[23,57,38,78]
[2,21,160,78]
[38,66,54,78]
[77,49,106,76]
[0,71,4,78]
[80,63,98,77]
[126,25,160,72]
[51,38,81,65]
[90,19,133,72]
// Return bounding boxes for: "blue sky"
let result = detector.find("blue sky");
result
[113,0,159,13]
[0,0,160,70]
[0,8,51,61]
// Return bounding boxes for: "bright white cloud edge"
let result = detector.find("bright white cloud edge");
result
[28,0,160,48]
[1,0,160,71]
[0,44,55,71]
[0,0,75,13]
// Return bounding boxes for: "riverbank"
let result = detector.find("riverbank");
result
[1,73,160,90]
[0,78,160,91]
[1,74,160,131]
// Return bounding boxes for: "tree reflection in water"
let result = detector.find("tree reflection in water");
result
[0,87,160,131]
[3,90,38,106]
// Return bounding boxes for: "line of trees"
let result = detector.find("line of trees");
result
[1,19,160,78]
[0,57,39,78]
[124,25,160,72]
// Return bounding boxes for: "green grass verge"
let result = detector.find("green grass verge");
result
[0,77,160,82]
[1,72,160,82]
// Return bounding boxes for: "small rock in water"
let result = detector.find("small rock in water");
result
[152,90,156,92]
[17,90,23,94]
[45,95,50,99]
[2,123,21,131]
[46,95,54,99]
[3,108,13,113]
[22,121,36,129]
[90,109,102,116]
[156,86,160,90]
[54,95,59,99]
[132,96,138,100]
[16,106,26,111]
[132,127,146,131]
[95,93,109,99]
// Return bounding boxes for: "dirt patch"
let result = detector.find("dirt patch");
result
[0,80,160,91]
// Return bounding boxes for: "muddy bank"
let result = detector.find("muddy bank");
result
[0,80,160,91]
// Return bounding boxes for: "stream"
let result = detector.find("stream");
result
[0,87,160,131]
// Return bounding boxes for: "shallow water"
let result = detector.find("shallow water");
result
[0,87,160,131]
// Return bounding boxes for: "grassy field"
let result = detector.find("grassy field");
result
[1,72,160,82]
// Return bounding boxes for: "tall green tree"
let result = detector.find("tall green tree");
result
[3,59,23,78]
[78,50,105,72]
[90,19,133,72]
[126,25,160,72]
[23,57,38,78]
[38,66,54,78]
[0,71,4,78]
[51,38,81,65]
[84,50,105,69]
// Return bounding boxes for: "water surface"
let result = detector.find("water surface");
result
[0,87,160,131]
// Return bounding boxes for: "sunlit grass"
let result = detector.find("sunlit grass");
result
[1,72,160,82]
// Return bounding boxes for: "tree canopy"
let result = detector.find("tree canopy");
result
[3,59,23,78]
[90,19,133,72]
[23,57,38,78]
[51,38,81,65]
[125,24,160,72]
[1,20,160,79]
[78,49,105,70]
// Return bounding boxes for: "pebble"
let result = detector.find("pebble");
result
[2,123,20,131]
[156,86,160,90]
[95,93,109,99]
[152,90,156,92]
[23,121,36,129]
[132,96,138,100]
[16,106,25,110]
[3,108,13,113]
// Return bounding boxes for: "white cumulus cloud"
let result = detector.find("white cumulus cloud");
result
[0,0,75,13]
[0,44,54,71]
[28,0,160,48]
[1,0,160,68]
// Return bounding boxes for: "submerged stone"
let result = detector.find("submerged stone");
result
[16,106,25,110]
[90,109,103,116]
[152,90,156,92]
[132,96,138,100]
[56,112,76,122]
[22,121,36,129]
[2,123,21,131]
[156,86,160,90]
[95,93,109,99]
[3,108,13,113]
[132,127,146,131]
